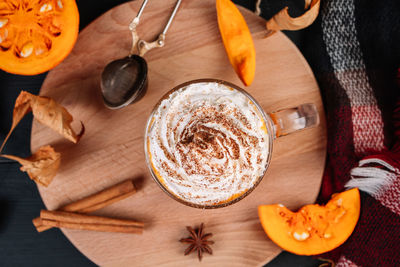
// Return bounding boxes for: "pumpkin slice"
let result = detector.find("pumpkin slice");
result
[216,0,256,86]
[0,0,79,75]
[258,188,360,255]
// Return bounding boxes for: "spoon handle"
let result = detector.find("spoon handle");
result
[162,0,182,35]
[129,0,149,31]
[129,0,149,55]
[137,0,182,57]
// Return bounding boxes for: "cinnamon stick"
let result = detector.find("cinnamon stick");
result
[40,210,143,234]
[62,179,136,213]
[41,220,143,234]
[41,210,144,228]
[33,179,136,232]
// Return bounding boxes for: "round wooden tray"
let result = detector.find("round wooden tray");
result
[31,0,327,266]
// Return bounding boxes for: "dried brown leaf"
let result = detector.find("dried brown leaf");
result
[0,91,84,152]
[304,0,313,9]
[1,145,61,187]
[265,0,320,36]
[0,92,32,152]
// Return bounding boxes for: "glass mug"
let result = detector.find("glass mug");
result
[144,79,319,209]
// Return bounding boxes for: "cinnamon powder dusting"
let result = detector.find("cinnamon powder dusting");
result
[147,82,269,205]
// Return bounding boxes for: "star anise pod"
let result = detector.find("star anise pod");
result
[179,223,214,261]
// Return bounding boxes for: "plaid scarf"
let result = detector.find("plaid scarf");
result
[299,0,400,265]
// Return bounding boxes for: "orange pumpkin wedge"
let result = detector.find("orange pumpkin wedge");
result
[258,188,360,255]
[0,0,79,75]
[216,0,256,86]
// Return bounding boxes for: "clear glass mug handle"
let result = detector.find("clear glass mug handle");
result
[268,103,319,138]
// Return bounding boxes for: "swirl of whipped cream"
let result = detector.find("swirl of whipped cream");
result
[147,82,269,206]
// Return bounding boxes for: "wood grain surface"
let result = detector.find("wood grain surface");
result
[31,0,327,266]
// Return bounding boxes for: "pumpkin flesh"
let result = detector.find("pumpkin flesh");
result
[0,0,79,75]
[258,188,360,255]
[216,0,256,86]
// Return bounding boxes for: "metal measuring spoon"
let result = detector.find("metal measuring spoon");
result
[101,0,182,109]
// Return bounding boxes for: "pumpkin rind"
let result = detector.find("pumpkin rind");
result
[258,188,360,255]
[0,0,79,75]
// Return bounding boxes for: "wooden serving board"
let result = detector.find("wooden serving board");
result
[31,1,327,266]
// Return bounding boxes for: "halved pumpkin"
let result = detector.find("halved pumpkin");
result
[0,0,79,75]
[258,188,360,255]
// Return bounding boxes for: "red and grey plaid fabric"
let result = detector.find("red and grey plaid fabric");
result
[299,0,400,265]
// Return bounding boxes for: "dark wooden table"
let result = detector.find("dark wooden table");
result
[0,0,321,266]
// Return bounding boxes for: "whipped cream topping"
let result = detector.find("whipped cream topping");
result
[147,82,269,205]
